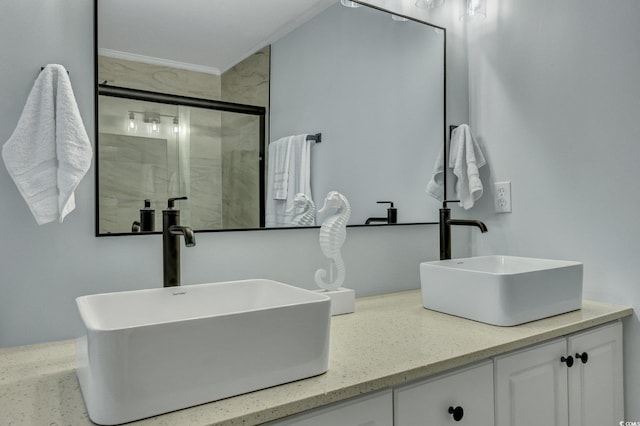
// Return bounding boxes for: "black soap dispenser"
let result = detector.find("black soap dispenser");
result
[139,199,155,232]
[377,201,398,224]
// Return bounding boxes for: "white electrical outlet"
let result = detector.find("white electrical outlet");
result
[494,181,512,213]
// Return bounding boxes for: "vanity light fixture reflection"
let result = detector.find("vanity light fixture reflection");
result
[460,0,486,22]
[392,14,408,21]
[415,0,445,9]
[127,110,180,135]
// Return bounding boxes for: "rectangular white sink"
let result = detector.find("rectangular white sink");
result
[420,255,583,326]
[75,279,331,425]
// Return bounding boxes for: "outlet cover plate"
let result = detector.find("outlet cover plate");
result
[494,181,512,213]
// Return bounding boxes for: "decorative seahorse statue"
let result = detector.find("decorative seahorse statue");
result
[286,193,316,226]
[315,191,351,291]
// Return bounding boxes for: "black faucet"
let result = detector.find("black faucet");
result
[163,197,196,287]
[365,201,398,225]
[439,202,487,260]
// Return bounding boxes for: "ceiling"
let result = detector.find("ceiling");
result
[98,0,337,74]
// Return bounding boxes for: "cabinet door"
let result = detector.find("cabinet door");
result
[568,321,623,426]
[267,389,392,426]
[495,338,569,426]
[394,361,494,425]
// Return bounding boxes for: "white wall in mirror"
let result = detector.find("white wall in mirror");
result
[271,3,444,225]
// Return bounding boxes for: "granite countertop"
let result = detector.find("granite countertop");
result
[0,290,633,425]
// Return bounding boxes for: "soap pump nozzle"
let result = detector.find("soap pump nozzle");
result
[167,196,188,209]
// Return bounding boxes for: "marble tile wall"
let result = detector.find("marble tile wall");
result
[98,56,222,100]
[221,46,270,107]
[187,108,223,230]
[221,47,270,228]
[98,133,169,233]
[220,112,261,229]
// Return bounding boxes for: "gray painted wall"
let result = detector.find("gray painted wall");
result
[0,0,467,348]
[465,0,640,418]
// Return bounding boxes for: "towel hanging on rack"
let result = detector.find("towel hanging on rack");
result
[266,134,314,227]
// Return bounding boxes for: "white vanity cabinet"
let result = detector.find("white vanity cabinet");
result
[495,321,623,426]
[267,389,392,426]
[269,320,623,426]
[567,321,624,426]
[394,361,494,425]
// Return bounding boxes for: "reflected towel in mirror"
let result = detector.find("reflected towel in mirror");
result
[266,134,314,226]
[426,146,445,201]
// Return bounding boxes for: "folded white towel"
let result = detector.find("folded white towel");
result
[266,134,314,227]
[449,124,485,210]
[269,136,292,200]
[425,146,445,201]
[2,64,92,225]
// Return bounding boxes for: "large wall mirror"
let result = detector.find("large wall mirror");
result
[96,0,445,235]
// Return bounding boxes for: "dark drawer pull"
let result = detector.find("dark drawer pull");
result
[448,406,464,421]
[575,352,588,364]
[561,355,574,367]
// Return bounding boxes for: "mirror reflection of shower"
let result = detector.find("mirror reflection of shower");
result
[97,89,264,235]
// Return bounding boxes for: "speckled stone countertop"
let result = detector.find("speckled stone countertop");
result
[0,290,633,425]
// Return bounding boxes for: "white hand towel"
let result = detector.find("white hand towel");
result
[449,124,485,210]
[425,146,445,201]
[2,64,92,225]
[269,136,292,200]
[297,135,313,204]
[266,134,314,227]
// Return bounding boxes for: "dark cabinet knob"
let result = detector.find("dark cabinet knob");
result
[561,355,574,367]
[448,406,464,421]
[575,352,588,364]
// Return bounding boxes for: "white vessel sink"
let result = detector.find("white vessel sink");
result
[75,279,331,425]
[420,255,583,326]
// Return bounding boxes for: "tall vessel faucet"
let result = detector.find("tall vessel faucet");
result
[439,200,487,260]
[163,197,196,287]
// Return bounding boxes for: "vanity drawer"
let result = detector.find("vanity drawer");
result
[394,361,494,425]
[268,389,392,426]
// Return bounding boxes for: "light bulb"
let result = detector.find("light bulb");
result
[172,117,179,134]
[340,0,361,8]
[143,112,161,134]
[128,112,136,131]
[460,0,486,22]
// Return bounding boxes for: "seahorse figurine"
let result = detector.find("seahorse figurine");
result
[315,191,351,291]
[287,193,316,226]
